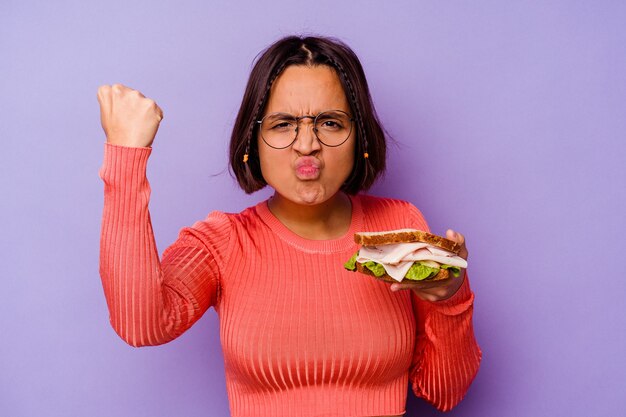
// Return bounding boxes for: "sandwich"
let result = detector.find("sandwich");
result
[344,229,468,283]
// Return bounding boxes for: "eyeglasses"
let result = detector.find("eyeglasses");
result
[256,110,354,149]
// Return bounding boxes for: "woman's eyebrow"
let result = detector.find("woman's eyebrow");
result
[264,112,295,121]
[267,109,349,117]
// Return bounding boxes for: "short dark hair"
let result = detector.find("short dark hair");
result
[229,35,387,194]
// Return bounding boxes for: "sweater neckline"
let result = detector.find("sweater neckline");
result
[255,194,363,253]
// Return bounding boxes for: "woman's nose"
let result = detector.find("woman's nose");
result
[291,119,321,155]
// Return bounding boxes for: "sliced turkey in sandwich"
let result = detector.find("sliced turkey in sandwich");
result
[344,229,468,283]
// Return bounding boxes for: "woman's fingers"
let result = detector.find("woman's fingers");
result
[446,229,464,244]
[446,228,468,259]
[96,84,163,148]
[371,229,469,301]
[389,230,469,300]
[390,272,465,301]
[390,278,452,292]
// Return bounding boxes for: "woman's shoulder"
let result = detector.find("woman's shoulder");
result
[355,193,429,231]
[192,200,272,237]
[356,193,419,213]
[178,203,264,254]
[192,202,262,230]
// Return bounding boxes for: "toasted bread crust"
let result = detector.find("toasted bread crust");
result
[354,229,460,254]
[354,261,450,282]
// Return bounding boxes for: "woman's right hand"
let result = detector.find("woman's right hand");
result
[97,84,164,148]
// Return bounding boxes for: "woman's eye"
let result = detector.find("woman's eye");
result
[320,120,342,129]
[271,121,293,130]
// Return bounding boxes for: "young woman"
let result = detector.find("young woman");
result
[97,35,481,417]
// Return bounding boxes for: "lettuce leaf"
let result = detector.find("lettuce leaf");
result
[404,263,440,280]
[441,264,461,277]
[362,261,387,277]
[343,253,386,277]
[344,253,358,270]
[344,252,462,280]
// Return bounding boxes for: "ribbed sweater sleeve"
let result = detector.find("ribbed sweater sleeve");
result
[98,142,227,347]
[406,204,482,411]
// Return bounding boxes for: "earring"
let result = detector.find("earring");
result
[243,139,250,164]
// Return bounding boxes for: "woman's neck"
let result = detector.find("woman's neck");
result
[267,192,353,240]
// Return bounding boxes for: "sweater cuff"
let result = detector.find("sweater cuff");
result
[429,271,474,316]
[99,142,152,186]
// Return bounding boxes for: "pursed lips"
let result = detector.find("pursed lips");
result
[294,157,322,179]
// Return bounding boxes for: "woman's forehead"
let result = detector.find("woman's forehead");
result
[264,65,350,114]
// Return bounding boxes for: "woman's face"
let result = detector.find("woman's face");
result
[257,65,355,206]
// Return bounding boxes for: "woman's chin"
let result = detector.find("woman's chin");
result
[270,183,331,206]
[293,184,325,205]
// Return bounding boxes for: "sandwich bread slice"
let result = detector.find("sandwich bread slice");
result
[344,229,467,283]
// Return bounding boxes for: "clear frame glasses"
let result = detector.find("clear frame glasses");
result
[256,110,354,149]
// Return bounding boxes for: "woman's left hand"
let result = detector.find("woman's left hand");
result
[389,229,468,302]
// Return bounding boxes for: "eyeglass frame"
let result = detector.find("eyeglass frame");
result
[255,109,355,149]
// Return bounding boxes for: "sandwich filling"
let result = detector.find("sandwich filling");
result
[344,242,467,282]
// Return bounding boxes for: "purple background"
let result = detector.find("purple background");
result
[2,1,625,416]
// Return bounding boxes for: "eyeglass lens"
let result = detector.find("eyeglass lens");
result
[260,110,352,148]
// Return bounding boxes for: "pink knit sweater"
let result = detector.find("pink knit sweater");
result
[98,142,481,416]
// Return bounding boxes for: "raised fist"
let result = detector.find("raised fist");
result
[97,84,164,148]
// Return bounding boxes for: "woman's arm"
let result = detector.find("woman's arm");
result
[402,203,482,410]
[98,143,226,347]
[96,85,228,347]
[409,274,481,411]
